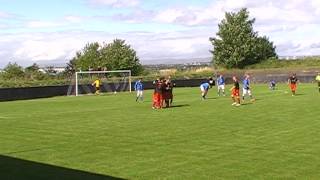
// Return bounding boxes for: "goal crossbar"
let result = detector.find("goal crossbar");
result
[75,70,132,96]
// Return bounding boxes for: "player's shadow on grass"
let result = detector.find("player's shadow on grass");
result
[241,100,258,106]
[206,97,218,100]
[294,93,305,96]
[0,155,125,180]
[240,103,253,106]
[168,104,190,108]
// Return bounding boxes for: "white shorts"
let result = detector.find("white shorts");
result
[218,85,225,90]
[136,90,143,97]
[200,86,205,92]
[242,88,252,96]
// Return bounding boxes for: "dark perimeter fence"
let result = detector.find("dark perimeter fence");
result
[0,75,317,101]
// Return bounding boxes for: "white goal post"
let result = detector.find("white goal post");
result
[75,70,132,96]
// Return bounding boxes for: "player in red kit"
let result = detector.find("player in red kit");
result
[152,78,163,109]
[230,76,241,107]
[288,73,299,96]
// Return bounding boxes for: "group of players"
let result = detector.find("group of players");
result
[152,77,176,109]
[134,77,176,109]
[92,72,320,109]
[199,72,320,107]
[200,74,254,107]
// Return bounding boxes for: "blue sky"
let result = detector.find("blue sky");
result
[0,0,320,66]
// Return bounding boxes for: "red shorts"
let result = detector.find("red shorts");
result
[153,93,162,108]
[232,89,240,97]
[290,84,297,91]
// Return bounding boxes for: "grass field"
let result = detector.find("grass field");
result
[1,84,320,179]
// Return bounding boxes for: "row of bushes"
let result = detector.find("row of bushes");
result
[245,57,320,69]
[0,79,70,88]
[1,58,319,88]
[0,70,215,88]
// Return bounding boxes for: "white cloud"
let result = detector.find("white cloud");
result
[88,0,140,8]
[151,0,320,27]
[14,40,74,61]
[10,32,96,62]
[0,23,9,29]
[0,25,319,67]
[0,11,11,18]
[154,9,186,24]
[0,30,213,66]
[1,0,320,67]
[26,21,63,28]
[64,16,84,23]
[25,16,86,29]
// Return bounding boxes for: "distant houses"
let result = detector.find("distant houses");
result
[38,66,65,74]
[279,55,320,60]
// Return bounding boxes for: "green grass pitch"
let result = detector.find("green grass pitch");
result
[0,84,320,179]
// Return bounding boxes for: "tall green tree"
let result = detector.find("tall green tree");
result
[70,39,143,75]
[74,42,101,71]
[100,39,143,75]
[2,62,25,80]
[210,8,277,69]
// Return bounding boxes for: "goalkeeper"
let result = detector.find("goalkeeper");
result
[92,78,101,95]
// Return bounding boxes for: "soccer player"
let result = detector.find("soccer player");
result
[288,73,299,96]
[92,78,101,95]
[230,76,241,106]
[316,73,320,93]
[167,76,176,106]
[208,77,214,86]
[270,80,276,90]
[152,78,163,109]
[162,80,172,108]
[200,82,210,100]
[217,74,226,96]
[242,74,254,101]
[134,78,144,102]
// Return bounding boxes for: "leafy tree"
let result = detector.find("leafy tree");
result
[210,8,277,69]
[100,39,143,75]
[74,42,101,71]
[25,63,40,72]
[2,62,25,80]
[254,36,278,63]
[70,39,143,75]
[25,63,45,80]
[64,57,77,77]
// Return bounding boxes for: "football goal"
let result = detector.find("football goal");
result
[67,70,132,96]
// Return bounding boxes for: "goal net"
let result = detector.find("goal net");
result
[67,70,132,96]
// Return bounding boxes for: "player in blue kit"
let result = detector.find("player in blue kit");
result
[217,74,226,96]
[200,82,211,100]
[242,74,255,102]
[134,78,144,102]
[200,78,215,100]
